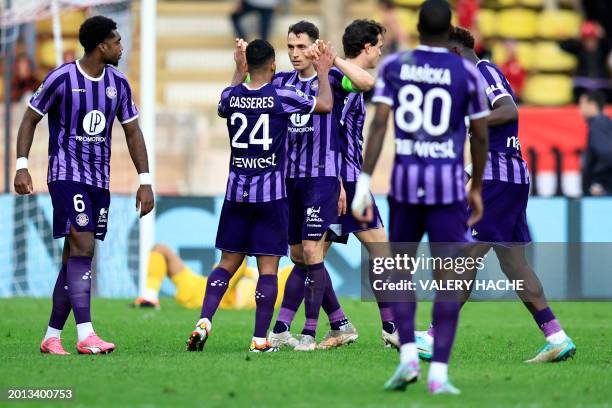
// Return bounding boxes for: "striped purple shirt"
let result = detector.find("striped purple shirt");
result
[29,60,138,190]
[373,46,490,204]
[336,71,366,183]
[218,83,316,202]
[272,70,342,179]
[477,60,529,184]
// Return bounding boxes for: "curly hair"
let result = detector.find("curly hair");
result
[449,26,475,50]
[79,15,117,53]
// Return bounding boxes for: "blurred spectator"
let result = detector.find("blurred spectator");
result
[93,0,133,74]
[10,54,38,102]
[579,90,612,196]
[581,0,612,48]
[230,0,278,42]
[377,0,409,53]
[499,40,527,102]
[559,21,611,102]
[473,28,491,61]
[456,0,479,30]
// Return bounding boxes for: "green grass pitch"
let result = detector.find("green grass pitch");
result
[1,298,610,407]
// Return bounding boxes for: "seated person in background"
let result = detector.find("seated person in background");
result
[132,244,291,310]
[580,90,612,196]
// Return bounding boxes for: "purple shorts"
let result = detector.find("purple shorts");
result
[388,196,469,243]
[48,181,110,241]
[286,177,339,245]
[469,180,532,244]
[216,198,289,257]
[329,181,383,244]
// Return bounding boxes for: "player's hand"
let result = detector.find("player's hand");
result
[14,169,33,195]
[136,184,155,218]
[313,41,335,75]
[351,173,373,223]
[467,187,483,227]
[305,43,321,61]
[234,38,248,73]
[338,180,347,216]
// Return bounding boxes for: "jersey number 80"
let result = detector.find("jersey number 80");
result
[395,85,452,137]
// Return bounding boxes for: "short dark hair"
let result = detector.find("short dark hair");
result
[79,15,117,53]
[288,20,319,41]
[417,0,452,37]
[449,26,475,49]
[246,39,275,71]
[342,19,386,58]
[583,90,606,110]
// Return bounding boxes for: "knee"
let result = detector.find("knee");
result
[69,236,95,258]
[301,243,320,264]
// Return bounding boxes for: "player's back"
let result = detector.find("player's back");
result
[218,82,315,203]
[373,46,489,204]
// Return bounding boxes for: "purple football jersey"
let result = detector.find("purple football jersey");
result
[218,82,316,203]
[28,60,139,190]
[272,70,343,178]
[372,46,490,205]
[477,60,529,184]
[334,68,366,183]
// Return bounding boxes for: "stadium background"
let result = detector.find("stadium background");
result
[1,0,612,300]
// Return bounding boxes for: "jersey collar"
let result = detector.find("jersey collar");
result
[415,45,449,53]
[76,59,105,82]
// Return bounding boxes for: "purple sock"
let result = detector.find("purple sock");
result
[431,298,461,364]
[391,301,417,344]
[322,269,348,330]
[533,307,562,337]
[200,267,232,320]
[427,324,434,337]
[378,302,395,333]
[302,262,326,336]
[273,265,307,333]
[66,256,93,324]
[48,264,71,330]
[253,275,278,338]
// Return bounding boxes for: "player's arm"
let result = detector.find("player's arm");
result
[351,103,391,221]
[486,95,518,126]
[122,119,155,218]
[13,108,44,194]
[231,38,248,86]
[333,56,375,92]
[467,118,488,226]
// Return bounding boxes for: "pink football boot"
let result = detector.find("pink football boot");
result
[40,337,70,355]
[76,333,116,354]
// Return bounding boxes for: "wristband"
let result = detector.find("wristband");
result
[16,157,28,171]
[139,173,152,185]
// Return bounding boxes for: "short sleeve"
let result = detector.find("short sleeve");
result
[464,60,490,120]
[217,86,233,118]
[478,62,513,106]
[28,69,66,116]
[276,87,316,115]
[328,68,344,91]
[371,56,395,107]
[117,78,139,124]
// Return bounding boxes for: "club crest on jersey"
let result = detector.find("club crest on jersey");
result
[310,80,319,91]
[82,110,106,136]
[76,213,89,227]
[106,86,117,99]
